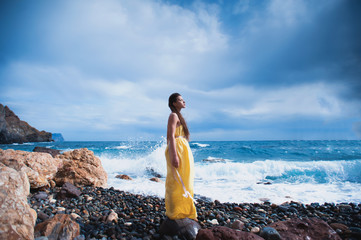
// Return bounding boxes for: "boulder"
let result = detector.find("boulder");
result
[160,217,201,240]
[0,104,52,144]
[269,217,342,240]
[195,226,264,240]
[0,149,63,189]
[0,164,37,240]
[34,214,80,240]
[33,146,61,157]
[55,148,107,187]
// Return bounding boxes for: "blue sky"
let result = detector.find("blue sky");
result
[1,0,360,141]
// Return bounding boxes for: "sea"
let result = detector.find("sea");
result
[1,140,361,204]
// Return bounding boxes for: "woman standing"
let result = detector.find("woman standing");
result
[165,93,197,220]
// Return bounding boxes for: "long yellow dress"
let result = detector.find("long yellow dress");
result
[165,125,197,220]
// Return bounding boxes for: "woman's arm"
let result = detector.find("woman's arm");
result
[167,113,179,168]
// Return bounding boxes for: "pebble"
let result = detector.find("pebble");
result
[251,226,260,233]
[208,219,219,225]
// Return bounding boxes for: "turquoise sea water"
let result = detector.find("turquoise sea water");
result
[2,140,361,204]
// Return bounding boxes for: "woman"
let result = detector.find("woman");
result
[165,93,197,220]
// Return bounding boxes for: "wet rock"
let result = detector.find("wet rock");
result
[55,148,107,187]
[33,147,61,158]
[34,214,80,239]
[260,227,282,240]
[57,182,81,199]
[116,174,133,180]
[150,177,163,182]
[0,164,37,240]
[160,217,201,240]
[196,226,264,240]
[269,217,342,240]
[146,167,163,178]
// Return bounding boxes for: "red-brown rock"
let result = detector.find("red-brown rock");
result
[269,217,342,240]
[55,148,107,187]
[0,164,37,240]
[116,174,133,180]
[34,214,80,240]
[0,149,63,189]
[196,226,264,240]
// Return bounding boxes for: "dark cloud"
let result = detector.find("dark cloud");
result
[235,0,361,100]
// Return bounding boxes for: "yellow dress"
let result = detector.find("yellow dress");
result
[165,125,197,220]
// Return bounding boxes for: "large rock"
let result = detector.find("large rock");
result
[55,148,108,187]
[160,217,201,240]
[0,149,63,189]
[196,226,264,240]
[0,164,37,240]
[0,104,52,144]
[34,214,80,240]
[269,217,342,240]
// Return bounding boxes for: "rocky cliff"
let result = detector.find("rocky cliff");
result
[0,104,52,144]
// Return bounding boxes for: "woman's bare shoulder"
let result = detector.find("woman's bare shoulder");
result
[168,112,179,120]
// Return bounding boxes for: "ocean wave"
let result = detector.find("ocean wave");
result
[192,142,210,148]
[105,145,131,150]
[97,141,361,204]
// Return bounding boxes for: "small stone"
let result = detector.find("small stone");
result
[34,191,48,200]
[251,226,260,233]
[231,220,244,230]
[38,212,50,221]
[208,219,219,225]
[56,207,66,212]
[234,206,242,212]
[70,213,81,220]
[124,222,132,226]
[106,210,118,223]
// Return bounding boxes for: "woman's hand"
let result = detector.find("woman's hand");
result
[172,155,179,168]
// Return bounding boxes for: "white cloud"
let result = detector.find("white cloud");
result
[42,0,229,85]
[221,83,342,119]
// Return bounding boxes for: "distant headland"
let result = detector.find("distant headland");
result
[0,104,59,144]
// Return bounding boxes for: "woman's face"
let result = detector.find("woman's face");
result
[173,96,186,110]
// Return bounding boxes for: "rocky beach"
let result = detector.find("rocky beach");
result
[28,184,361,240]
[1,146,361,240]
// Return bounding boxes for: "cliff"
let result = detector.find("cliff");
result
[51,133,65,142]
[0,104,52,144]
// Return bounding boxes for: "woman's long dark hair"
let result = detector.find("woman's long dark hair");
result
[168,93,190,141]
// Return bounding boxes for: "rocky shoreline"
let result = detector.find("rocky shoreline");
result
[29,185,361,240]
[2,147,361,239]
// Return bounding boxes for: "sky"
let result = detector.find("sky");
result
[1,0,360,141]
